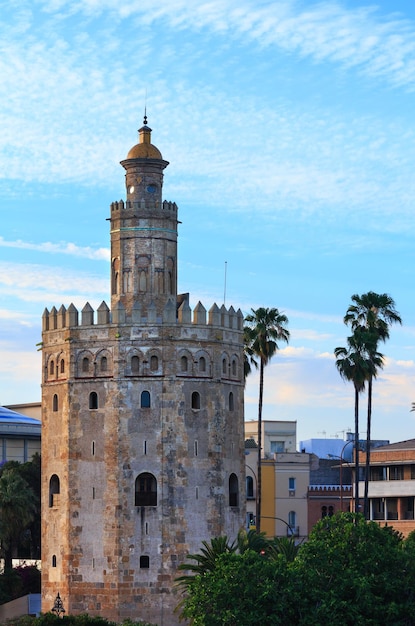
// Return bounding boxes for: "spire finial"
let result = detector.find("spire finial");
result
[143,105,147,126]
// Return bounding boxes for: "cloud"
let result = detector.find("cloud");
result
[0,237,110,260]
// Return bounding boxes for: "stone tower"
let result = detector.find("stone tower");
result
[41,118,245,625]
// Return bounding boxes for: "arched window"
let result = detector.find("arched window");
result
[89,392,98,410]
[229,392,234,411]
[82,357,89,373]
[49,474,60,508]
[135,473,157,506]
[222,358,227,374]
[229,473,239,507]
[150,355,158,371]
[246,476,254,500]
[199,356,206,373]
[321,505,327,518]
[191,391,200,410]
[49,360,55,376]
[181,355,188,372]
[100,356,107,372]
[52,555,57,567]
[141,391,151,408]
[140,555,150,569]
[328,505,334,517]
[52,394,58,412]
[60,359,65,374]
[232,358,237,376]
[131,355,139,374]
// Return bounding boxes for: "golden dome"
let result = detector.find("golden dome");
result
[126,122,163,160]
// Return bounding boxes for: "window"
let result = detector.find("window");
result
[49,360,55,376]
[60,359,65,374]
[100,356,107,372]
[135,473,157,506]
[140,555,150,569]
[228,392,234,411]
[222,358,227,374]
[199,356,206,373]
[389,465,404,480]
[150,355,158,371]
[52,555,57,567]
[82,357,89,373]
[89,392,98,410]
[191,391,200,410]
[52,394,58,412]
[371,466,387,481]
[131,355,139,374]
[246,476,254,500]
[328,505,334,517]
[194,440,198,456]
[271,441,285,453]
[141,391,151,408]
[181,355,188,372]
[288,477,296,491]
[229,473,239,507]
[231,358,237,376]
[49,474,60,508]
[321,505,327,518]
[288,511,297,532]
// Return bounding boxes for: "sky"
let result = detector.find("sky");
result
[1,0,414,445]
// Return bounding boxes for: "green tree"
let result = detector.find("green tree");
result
[334,329,383,513]
[296,512,415,625]
[0,468,38,570]
[244,307,290,532]
[344,292,402,518]
[176,549,298,626]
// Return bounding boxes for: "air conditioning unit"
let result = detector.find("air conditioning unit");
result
[289,490,295,497]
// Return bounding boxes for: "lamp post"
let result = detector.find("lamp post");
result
[51,592,66,618]
[328,438,355,512]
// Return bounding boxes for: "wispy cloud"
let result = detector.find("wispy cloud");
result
[0,237,110,260]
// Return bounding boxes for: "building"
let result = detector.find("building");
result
[245,419,296,456]
[308,458,352,533]
[357,439,415,537]
[0,406,41,463]
[245,421,312,541]
[40,118,245,625]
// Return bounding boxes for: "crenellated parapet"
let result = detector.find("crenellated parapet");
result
[42,299,243,333]
[110,199,178,215]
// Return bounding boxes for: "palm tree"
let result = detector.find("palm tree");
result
[344,292,402,519]
[334,329,383,514]
[244,307,290,533]
[0,469,38,570]
[243,326,258,383]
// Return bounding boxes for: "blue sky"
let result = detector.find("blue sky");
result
[1,0,414,444]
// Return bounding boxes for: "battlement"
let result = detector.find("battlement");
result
[110,199,178,214]
[42,299,244,333]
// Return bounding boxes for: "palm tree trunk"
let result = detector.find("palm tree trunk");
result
[354,385,359,514]
[256,358,264,534]
[364,377,372,519]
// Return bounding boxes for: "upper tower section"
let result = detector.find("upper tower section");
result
[110,115,178,318]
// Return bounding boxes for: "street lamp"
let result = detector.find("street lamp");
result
[52,592,66,618]
[328,438,355,511]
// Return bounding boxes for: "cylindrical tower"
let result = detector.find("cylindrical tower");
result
[110,117,178,317]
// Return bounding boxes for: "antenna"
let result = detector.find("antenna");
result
[223,261,227,306]
[144,88,148,125]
